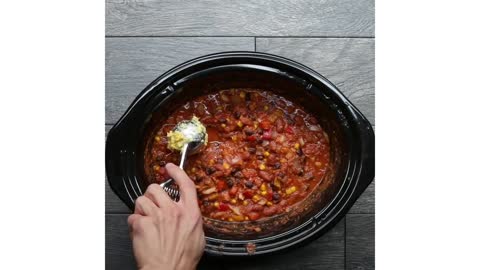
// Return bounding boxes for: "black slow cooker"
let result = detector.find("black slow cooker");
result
[106,52,374,256]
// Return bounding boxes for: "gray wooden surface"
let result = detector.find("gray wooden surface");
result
[106,1,374,269]
[106,0,374,37]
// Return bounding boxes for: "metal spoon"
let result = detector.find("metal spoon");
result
[159,118,207,201]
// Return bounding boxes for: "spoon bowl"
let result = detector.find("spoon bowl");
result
[171,119,207,156]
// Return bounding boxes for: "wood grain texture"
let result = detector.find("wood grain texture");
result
[106,178,130,213]
[106,214,345,270]
[106,214,137,270]
[346,214,375,270]
[256,38,375,125]
[106,37,254,124]
[106,0,374,37]
[349,180,375,214]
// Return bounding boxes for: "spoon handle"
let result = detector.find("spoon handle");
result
[158,143,189,201]
[178,143,189,169]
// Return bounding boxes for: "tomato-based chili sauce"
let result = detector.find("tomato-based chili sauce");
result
[144,89,330,222]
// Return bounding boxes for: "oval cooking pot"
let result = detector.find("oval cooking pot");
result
[106,52,374,256]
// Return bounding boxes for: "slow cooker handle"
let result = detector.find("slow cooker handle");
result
[355,120,375,195]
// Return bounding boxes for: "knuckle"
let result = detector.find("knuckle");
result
[134,196,146,208]
[171,208,182,219]
[145,184,160,194]
[158,211,166,220]
[131,218,147,233]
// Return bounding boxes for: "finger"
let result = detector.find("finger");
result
[127,213,142,228]
[134,195,157,216]
[144,183,176,208]
[127,214,142,239]
[165,163,197,205]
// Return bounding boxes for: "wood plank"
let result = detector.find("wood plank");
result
[106,214,345,270]
[106,0,374,37]
[106,37,254,124]
[106,178,130,213]
[346,214,375,270]
[105,214,137,270]
[257,38,375,125]
[349,180,375,214]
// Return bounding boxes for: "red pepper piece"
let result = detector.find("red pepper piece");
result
[285,125,294,134]
[218,203,229,211]
[243,190,254,199]
[216,180,227,191]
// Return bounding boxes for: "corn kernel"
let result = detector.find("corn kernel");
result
[231,135,237,141]
[274,178,281,189]
[230,199,237,204]
[264,151,270,157]
[315,162,322,167]
[214,202,220,208]
[209,159,214,165]
[153,165,160,171]
[260,183,267,191]
[237,121,244,128]
[280,158,287,163]
[191,167,196,172]
[285,186,297,195]
[154,136,161,142]
[233,215,244,221]
[243,200,249,206]
[228,218,234,222]
[267,202,273,206]
[261,190,267,196]
[254,122,259,129]
[221,123,226,128]
[252,195,260,202]
[264,105,269,111]
[208,193,219,201]
[245,216,249,221]
[223,162,230,169]
[239,92,246,99]
[294,143,300,150]
[259,163,266,170]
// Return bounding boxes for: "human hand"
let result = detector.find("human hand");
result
[127,163,205,270]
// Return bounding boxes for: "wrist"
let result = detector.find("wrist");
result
[140,263,175,270]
